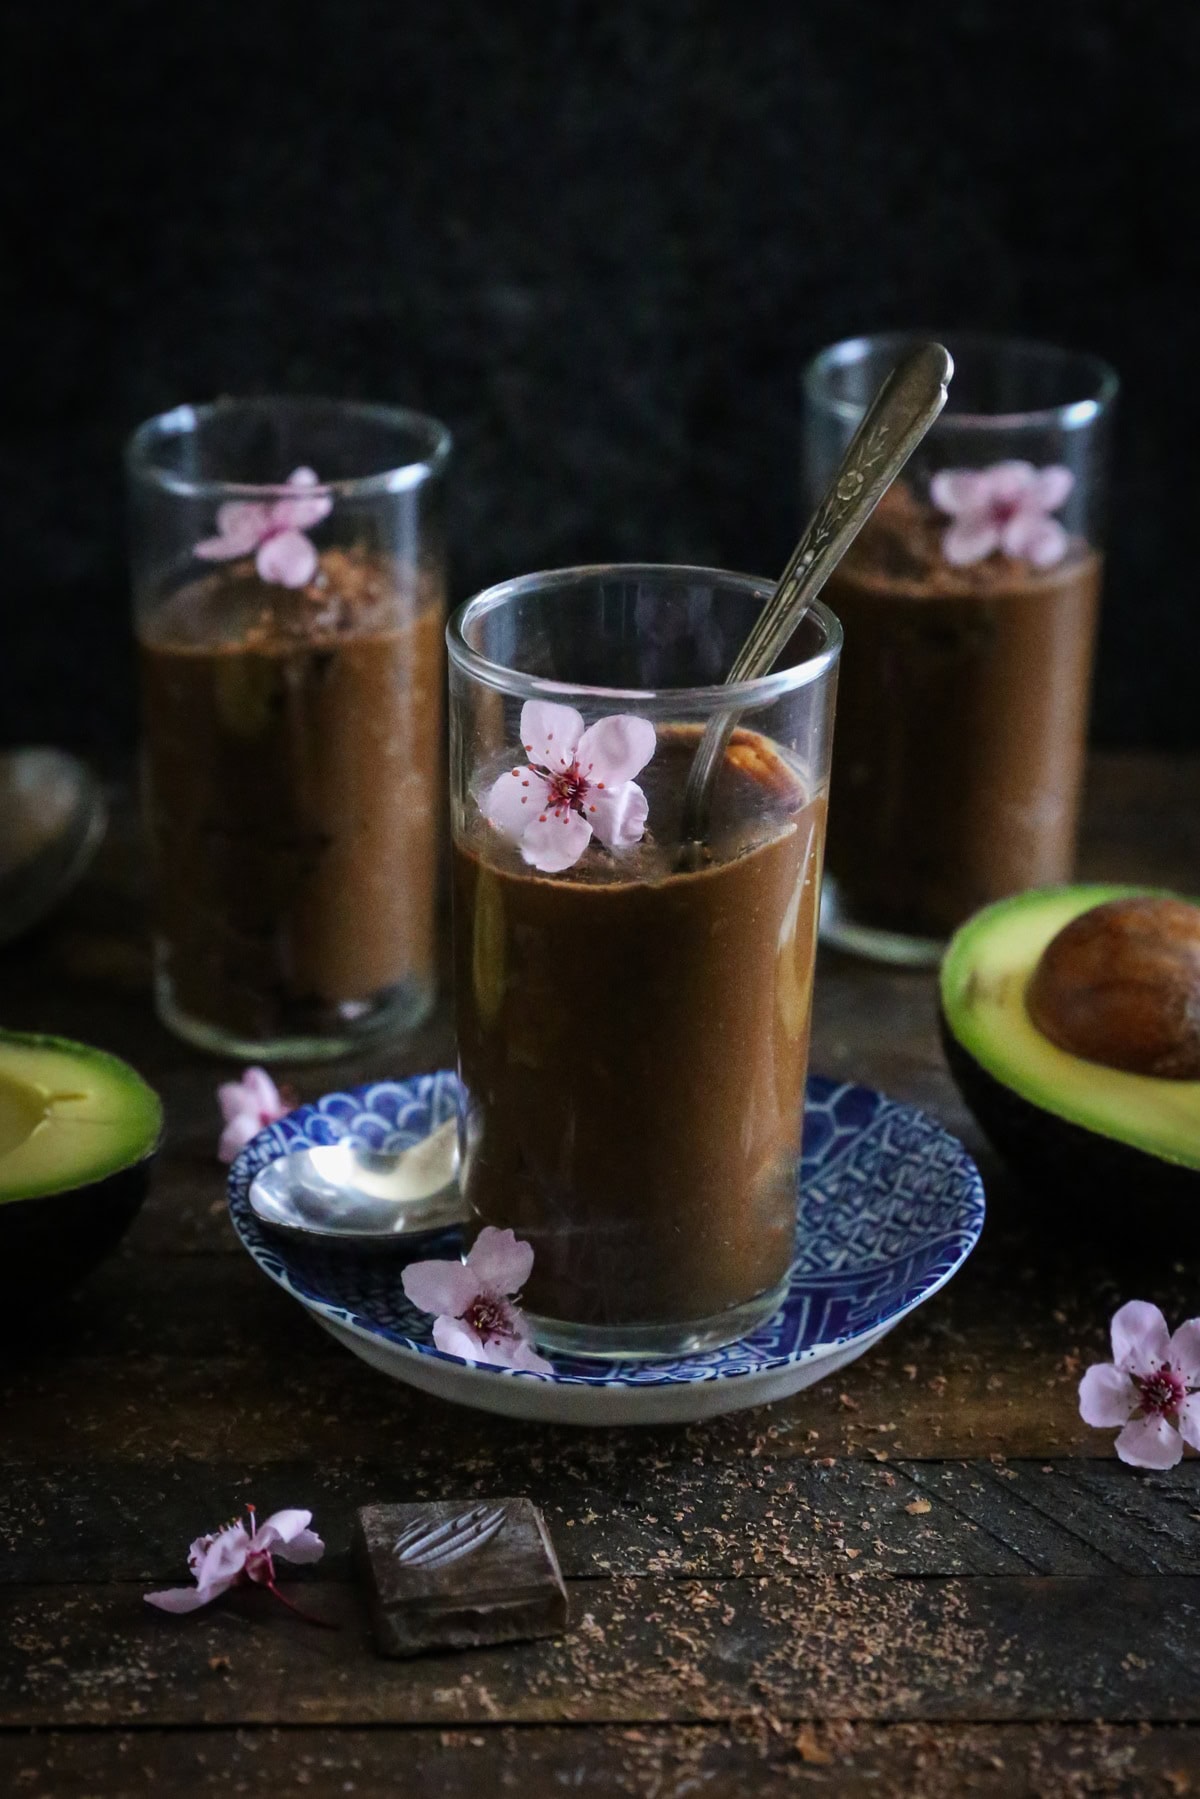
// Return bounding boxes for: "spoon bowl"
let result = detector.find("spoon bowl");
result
[0,749,107,946]
[248,1115,465,1249]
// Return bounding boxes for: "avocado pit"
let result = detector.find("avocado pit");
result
[1025,896,1200,1080]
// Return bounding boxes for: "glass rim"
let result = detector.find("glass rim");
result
[803,330,1119,432]
[125,395,453,500]
[446,562,843,707]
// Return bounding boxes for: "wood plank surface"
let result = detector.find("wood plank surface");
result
[1,752,1198,1793]
[4,1573,1200,1727]
[2,1723,1198,1799]
[6,1459,1200,1584]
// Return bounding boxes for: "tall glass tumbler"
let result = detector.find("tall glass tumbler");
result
[447,565,840,1358]
[127,397,451,1059]
[804,333,1117,965]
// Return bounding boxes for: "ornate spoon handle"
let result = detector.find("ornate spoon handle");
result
[678,342,953,864]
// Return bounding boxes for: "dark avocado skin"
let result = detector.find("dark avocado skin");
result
[0,1153,155,1311]
[939,1012,1200,1219]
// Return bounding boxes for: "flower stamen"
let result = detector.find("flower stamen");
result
[1135,1364,1187,1418]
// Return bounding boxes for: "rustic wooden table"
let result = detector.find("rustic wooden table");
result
[2,753,1199,1799]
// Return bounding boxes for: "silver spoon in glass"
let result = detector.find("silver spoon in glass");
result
[677,342,954,868]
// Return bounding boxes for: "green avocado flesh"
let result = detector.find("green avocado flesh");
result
[941,885,1200,1172]
[0,1031,163,1204]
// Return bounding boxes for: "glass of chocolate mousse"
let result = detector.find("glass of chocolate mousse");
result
[127,398,451,1059]
[803,333,1117,965]
[447,565,841,1358]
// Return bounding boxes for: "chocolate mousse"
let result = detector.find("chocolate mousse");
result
[452,728,826,1337]
[139,546,443,1048]
[824,483,1102,940]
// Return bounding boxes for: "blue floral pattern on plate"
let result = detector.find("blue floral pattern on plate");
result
[228,1072,985,1391]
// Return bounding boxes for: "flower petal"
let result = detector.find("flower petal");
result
[145,1575,238,1613]
[271,467,333,532]
[217,1079,251,1124]
[274,1528,324,1564]
[941,519,1000,566]
[1111,1301,1171,1376]
[483,765,551,840]
[402,1257,481,1319]
[929,469,989,517]
[588,780,649,852]
[189,1522,250,1590]
[1027,465,1074,513]
[257,530,318,588]
[520,807,593,873]
[982,460,1037,506]
[254,1510,325,1564]
[1078,1362,1137,1427]
[194,532,253,563]
[202,501,273,557]
[432,1314,488,1362]
[253,1508,314,1549]
[1115,1413,1183,1469]
[519,700,585,773]
[1178,1393,1200,1452]
[1001,512,1068,569]
[241,1067,284,1114]
[485,1330,553,1373]
[466,1225,533,1294]
[575,714,657,788]
[1168,1319,1200,1385]
[218,1112,260,1164]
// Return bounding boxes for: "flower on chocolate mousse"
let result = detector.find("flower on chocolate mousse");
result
[401,1226,553,1374]
[194,466,332,588]
[145,1503,332,1624]
[1078,1300,1200,1468]
[930,460,1074,570]
[483,700,656,874]
[217,1066,294,1163]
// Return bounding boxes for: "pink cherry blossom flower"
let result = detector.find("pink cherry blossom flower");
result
[194,465,332,588]
[402,1225,553,1374]
[1078,1300,1200,1469]
[483,700,656,874]
[145,1504,332,1625]
[217,1066,294,1163]
[930,460,1074,569]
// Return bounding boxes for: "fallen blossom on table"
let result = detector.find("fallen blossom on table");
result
[930,460,1074,569]
[402,1225,553,1373]
[1078,1299,1200,1468]
[145,1504,332,1625]
[194,465,332,587]
[483,699,656,874]
[217,1066,293,1163]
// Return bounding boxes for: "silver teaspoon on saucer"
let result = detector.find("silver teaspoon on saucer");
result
[248,1115,465,1249]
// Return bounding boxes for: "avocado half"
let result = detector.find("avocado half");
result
[940,885,1200,1213]
[0,1030,163,1305]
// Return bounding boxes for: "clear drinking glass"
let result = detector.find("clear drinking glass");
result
[803,332,1117,965]
[447,564,841,1358]
[127,397,451,1059]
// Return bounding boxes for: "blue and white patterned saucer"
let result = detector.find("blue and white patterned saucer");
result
[228,1072,984,1426]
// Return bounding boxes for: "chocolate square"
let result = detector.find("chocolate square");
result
[354,1498,569,1657]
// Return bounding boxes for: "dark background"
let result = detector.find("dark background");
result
[3,0,1197,754]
